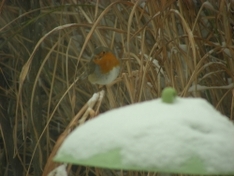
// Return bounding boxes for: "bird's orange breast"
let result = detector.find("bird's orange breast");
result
[93,52,120,74]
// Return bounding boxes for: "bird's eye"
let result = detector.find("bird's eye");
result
[95,51,106,60]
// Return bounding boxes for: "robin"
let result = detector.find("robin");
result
[87,46,120,85]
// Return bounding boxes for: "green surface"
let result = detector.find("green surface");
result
[54,148,234,175]
[53,87,234,175]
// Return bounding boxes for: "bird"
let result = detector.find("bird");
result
[87,46,120,85]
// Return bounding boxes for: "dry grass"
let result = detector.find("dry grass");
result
[0,0,233,175]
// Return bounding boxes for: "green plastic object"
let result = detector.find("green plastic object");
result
[54,149,210,175]
[161,87,177,103]
[54,87,234,175]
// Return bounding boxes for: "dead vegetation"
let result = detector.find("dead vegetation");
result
[0,0,233,175]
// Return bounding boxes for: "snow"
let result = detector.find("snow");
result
[55,97,234,174]
[48,164,67,176]
[188,83,234,92]
[145,54,164,75]
[87,92,100,106]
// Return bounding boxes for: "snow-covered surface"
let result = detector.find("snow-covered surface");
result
[48,164,67,176]
[55,97,234,174]
[87,90,105,106]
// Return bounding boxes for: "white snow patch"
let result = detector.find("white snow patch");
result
[179,44,187,52]
[147,82,153,87]
[87,93,99,106]
[144,54,164,75]
[87,90,105,107]
[57,97,234,173]
[188,83,234,92]
[48,164,67,176]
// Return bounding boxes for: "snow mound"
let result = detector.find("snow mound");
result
[55,97,234,174]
